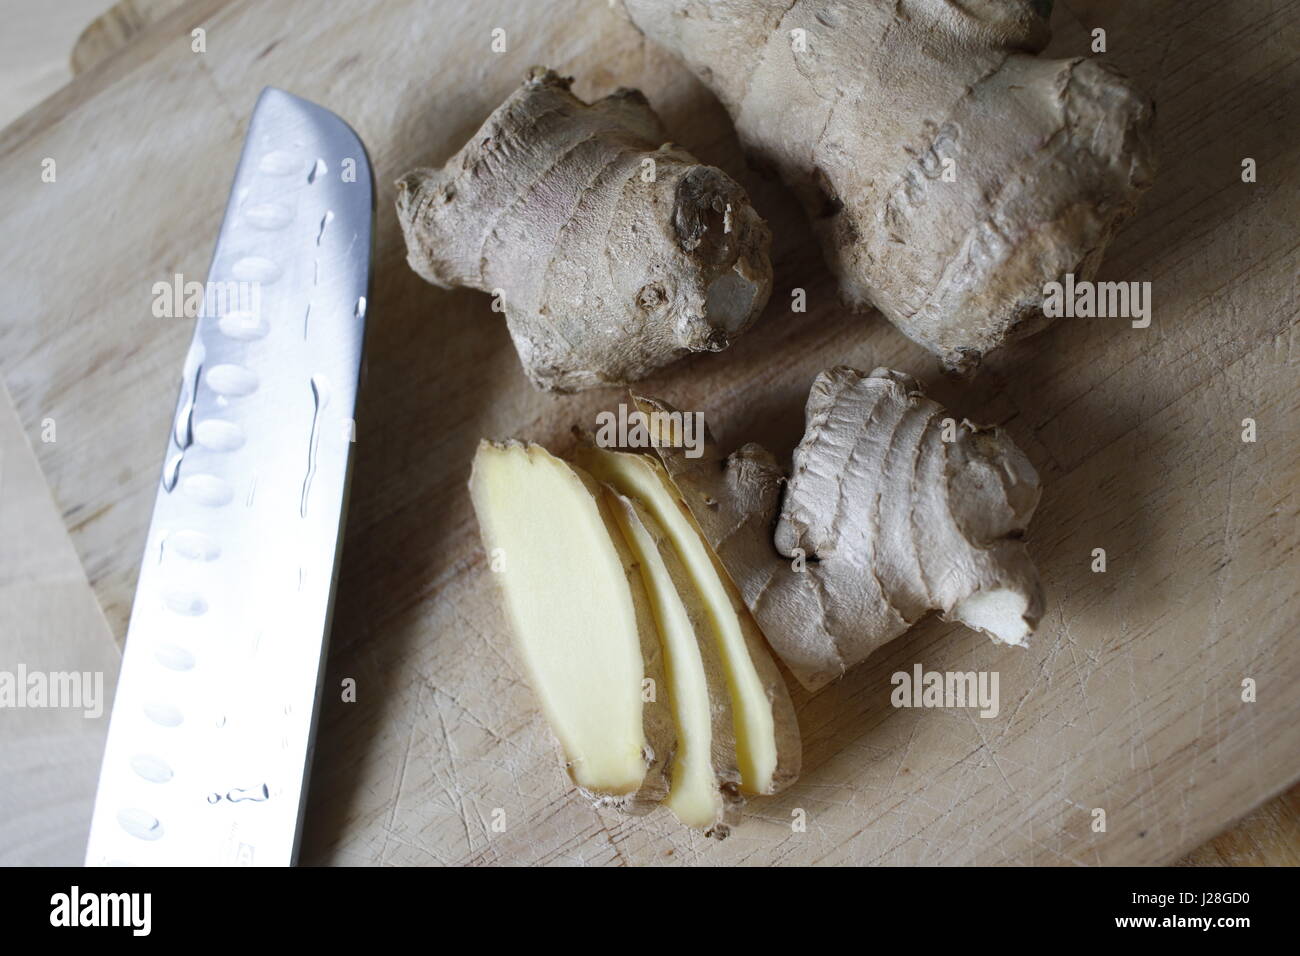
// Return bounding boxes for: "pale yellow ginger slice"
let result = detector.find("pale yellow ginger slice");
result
[607,493,743,834]
[575,445,800,795]
[468,440,670,803]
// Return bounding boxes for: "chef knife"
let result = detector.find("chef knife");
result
[84,88,373,866]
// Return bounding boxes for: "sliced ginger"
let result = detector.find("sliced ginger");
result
[608,494,742,833]
[574,445,800,796]
[469,441,670,799]
[470,436,802,835]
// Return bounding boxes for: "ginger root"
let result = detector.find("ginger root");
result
[620,0,1157,371]
[640,367,1045,690]
[398,68,773,392]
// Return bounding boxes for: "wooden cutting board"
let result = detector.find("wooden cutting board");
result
[1,0,1296,865]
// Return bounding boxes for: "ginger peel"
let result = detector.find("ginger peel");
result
[619,0,1157,371]
[397,68,773,392]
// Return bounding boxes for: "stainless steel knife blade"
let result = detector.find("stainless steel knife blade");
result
[85,88,373,866]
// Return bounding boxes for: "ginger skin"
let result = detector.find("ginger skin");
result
[397,68,773,392]
[641,367,1045,691]
[620,0,1157,372]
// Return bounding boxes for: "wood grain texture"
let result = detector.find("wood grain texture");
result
[1179,781,1300,867]
[0,382,121,865]
[69,0,191,75]
[0,0,1296,865]
[0,0,115,128]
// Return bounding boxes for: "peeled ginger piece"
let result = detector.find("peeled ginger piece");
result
[469,441,670,802]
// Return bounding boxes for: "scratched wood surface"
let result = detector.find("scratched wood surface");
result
[0,0,1296,865]
[0,381,121,865]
